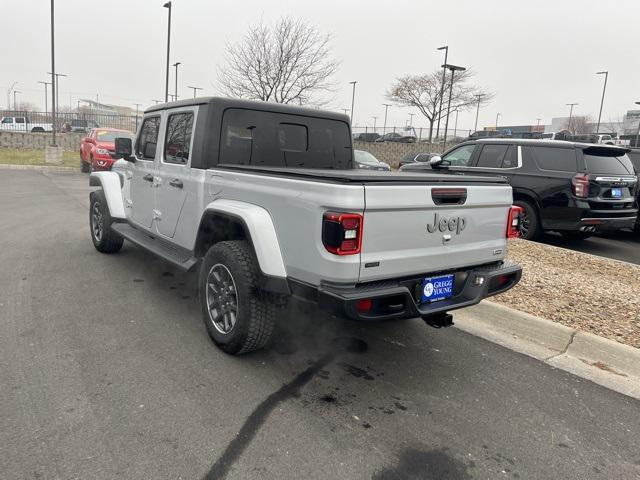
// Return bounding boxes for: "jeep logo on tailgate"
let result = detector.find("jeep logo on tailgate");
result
[427,213,467,235]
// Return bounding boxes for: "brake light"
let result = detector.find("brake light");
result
[322,212,363,255]
[507,206,524,238]
[572,173,590,198]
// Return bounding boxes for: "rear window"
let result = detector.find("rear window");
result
[584,154,634,175]
[531,147,577,172]
[219,108,352,169]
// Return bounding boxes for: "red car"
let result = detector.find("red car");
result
[80,128,133,172]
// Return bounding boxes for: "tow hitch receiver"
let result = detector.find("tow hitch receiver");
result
[423,312,454,329]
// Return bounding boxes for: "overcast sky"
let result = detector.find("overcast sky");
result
[2,0,639,132]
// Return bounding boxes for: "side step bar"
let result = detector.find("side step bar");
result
[111,223,199,271]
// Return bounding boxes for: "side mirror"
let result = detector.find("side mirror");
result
[429,155,444,167]
[114,137,134,161]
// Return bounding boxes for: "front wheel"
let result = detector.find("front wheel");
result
[199,240,276,355]
[89,190,124,253]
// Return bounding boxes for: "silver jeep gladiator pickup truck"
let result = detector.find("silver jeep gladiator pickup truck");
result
[89,97,522,354]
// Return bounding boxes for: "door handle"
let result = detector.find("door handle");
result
[143,174,154,182]
[169,179,183,189]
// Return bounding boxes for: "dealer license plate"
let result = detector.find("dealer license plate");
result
[420,274,454,303]
[611,188,622,198]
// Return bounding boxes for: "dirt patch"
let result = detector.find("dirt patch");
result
[496,239,640,348]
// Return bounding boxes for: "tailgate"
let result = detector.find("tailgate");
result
[360,184,512,281]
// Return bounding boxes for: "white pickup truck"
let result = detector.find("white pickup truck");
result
[88,97,523,355]
[0,116,53,132]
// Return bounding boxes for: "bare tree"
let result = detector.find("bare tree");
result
[14,101,38,112]
[218,17,338,105]
[386,69,493,142]
[565,115,594,134]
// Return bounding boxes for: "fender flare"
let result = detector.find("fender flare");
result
[200,199,287,278]
[89,171,126,219]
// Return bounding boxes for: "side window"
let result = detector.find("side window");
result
[2,117,13,124]
[15,117,25,124]
[443,144,476,166]
[476,144,509,168]
[416,153,431,162]
[278,123,307,152]
[164,112,194,165]
[532,147,577,172]
[501,146,517,168]
[135,117,160,160]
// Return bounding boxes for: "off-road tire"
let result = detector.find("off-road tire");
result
[199,240,276,355]
[514,200,540,240]
[89,190,124,253]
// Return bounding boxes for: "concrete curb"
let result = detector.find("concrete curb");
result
[0,164,77,172]
[455,301,640,400]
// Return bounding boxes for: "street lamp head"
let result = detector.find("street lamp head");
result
[349,81,357,85]
[163,1,171,7]
[442,63,466,72]
[596,71,607,75]
[437,46,448,51]
[635,101,640,106]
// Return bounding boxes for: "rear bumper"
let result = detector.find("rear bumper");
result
[290,261,522,322]
[577,215,637,232]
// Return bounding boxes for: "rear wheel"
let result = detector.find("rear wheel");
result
[199,240,276,355]
[514,200,540,240]
[89,190,124,253]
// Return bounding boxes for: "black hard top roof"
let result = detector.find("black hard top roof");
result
[462,137,631,153]
[145,96,350,122]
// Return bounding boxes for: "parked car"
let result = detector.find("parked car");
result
[0,116,53,132]
[402,139,638,240]
[88,97,522,355]
[64,119,100,133]
[353,132,381,142]
[80,128,133,172]
[628,148,640,231]
[353,149,390,171]
[375,132,417,143]
[569,134,615,145]
[399,152,437,168]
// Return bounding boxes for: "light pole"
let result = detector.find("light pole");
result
[49,0,56,145]
[473,94,483,132]
[172,62,181,101]
[13,90,21,110]
[442,63,466,150]
[408,113,415,128]
[496,112,501,129]
[536,118,541,126]
[372,116,378,131]
[38,81,51,115]
[187,85,203,98]
[435,45,448,140]
[133,103,142,131]
[453,108,460,138]
[47,72,67,115]
[341,108,349,116]
[163,1,172,103]
[634,101,640,148]
[596,71,608,133]
[566,103,578,132]
[382,103,391,134]
[349,81,357,124]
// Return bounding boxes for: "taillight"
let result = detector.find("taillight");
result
[507,206,524,238]
[572,173,590,198]
[322,212,363,255]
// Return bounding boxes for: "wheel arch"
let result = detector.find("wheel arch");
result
[89,172,126,219]
[195,200,287,276]
[512,189,541,210]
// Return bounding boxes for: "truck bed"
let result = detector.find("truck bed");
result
[217,165,508,185]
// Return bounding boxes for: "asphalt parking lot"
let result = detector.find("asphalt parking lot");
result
[540,231,640,266]
[1,170,639,480]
